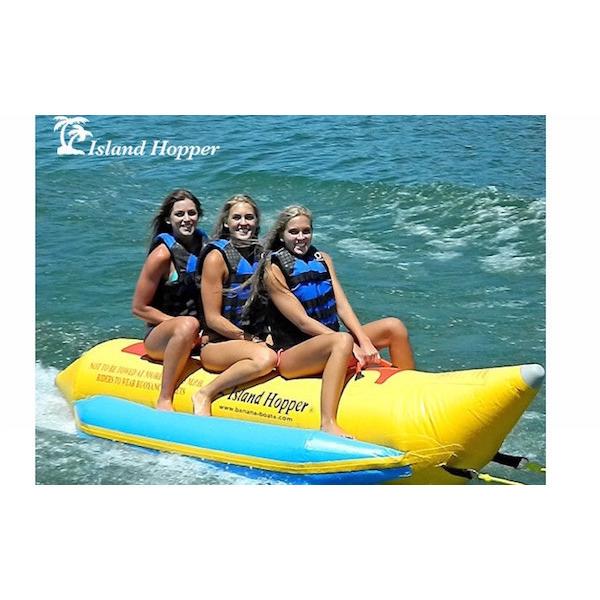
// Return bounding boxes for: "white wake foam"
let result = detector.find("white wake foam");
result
[35,362,76,434]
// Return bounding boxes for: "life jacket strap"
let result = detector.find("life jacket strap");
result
[288,271,331,285]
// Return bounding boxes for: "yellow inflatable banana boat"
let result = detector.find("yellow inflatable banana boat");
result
[56,338,544,484]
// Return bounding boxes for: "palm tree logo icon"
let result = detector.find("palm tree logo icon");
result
[53,116,93,155]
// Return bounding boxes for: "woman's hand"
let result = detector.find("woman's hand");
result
[242,331,264,344]
[353,339,381,368]
[352,343,367,368]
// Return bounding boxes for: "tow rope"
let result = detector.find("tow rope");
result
[442,465,524,485]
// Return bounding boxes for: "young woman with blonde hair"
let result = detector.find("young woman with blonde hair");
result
[191,194,277,416]
[243,205,414,437]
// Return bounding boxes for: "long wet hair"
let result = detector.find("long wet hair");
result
[240,205,313,327]
[148,189,203,250]
[211,194,261,242]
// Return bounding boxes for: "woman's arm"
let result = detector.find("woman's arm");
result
[265,263,336,337]
[201,250,250,340]
[323,252,380,364]
[131,245,173,325]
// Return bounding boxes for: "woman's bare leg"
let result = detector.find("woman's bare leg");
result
[361,317,415,370]
[278,332,354,436]
[144,316,201,411]
[192,341,277,416]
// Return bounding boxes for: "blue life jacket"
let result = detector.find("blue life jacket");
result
[198,239,261,329]
[148,229,207,321]
[269,246,340,349]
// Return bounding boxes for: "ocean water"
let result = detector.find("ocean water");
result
[35,115,546,484]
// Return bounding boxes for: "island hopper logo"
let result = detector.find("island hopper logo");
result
[52,116,221,161]
[54,116,93,155]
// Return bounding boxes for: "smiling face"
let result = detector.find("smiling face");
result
[226,201,258,241]
[166,199,199,242]
[282,215,313,256]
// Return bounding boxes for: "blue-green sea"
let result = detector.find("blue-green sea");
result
[35,115,545,484]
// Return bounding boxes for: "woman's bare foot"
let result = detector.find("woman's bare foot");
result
[321,419,354,438]
[156,397,174,411]
[191,389,212,416]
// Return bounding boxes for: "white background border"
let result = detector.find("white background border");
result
[3,2,599,598]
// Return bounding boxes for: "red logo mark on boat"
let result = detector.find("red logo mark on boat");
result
[122,342,147,356]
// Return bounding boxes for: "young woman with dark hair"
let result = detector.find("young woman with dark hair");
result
[132,189,208,410]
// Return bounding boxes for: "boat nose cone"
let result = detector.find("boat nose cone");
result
[520,364,545,389]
